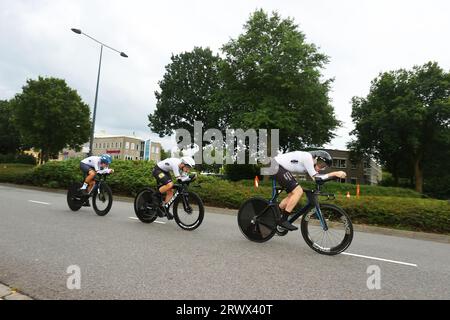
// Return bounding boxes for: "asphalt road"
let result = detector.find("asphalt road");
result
[1,184,449,300]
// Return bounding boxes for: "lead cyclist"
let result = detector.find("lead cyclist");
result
[272,150,347,231]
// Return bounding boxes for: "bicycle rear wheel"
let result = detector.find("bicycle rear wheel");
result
[67,182,84,211]
[237,197,278,243]
[134,188,158,223]
[301,203,353,255]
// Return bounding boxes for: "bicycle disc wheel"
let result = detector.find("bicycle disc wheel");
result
[92,183,113,216]
[173,192,204,230]
[301,203,353,255]
[134,188,158,223]
[237,197,278,243]
[67,182,84,211]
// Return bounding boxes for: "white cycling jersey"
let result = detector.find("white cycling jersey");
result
[81,156,112,174]
[156,158,189,181]
[274,151,318,178]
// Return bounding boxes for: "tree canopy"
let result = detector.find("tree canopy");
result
[11,76,91,163]
[148,9,340,156]
[350,62,450,194]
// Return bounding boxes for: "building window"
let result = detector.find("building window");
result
[107,143,109,148]
[364,161,371,169]
[126,142,130,149]
[351,161,357,169]
[119,142,122,148]
[131,143,135,150]
[155,147,159,154]
[333,158,347,168]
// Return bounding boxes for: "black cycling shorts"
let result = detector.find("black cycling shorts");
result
[80,162,95,178]
[274,163,299,193]
[152,166,172,187]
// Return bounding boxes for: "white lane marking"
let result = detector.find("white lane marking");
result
[28,200,50,205]
[342,252,418,267]
[128,217,166,225]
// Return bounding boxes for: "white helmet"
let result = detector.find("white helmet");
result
[181,156,195,168]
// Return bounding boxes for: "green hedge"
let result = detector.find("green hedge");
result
[2,159,449,234]
[0,153,37,165]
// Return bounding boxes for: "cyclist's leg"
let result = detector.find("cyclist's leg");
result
[152,167,173,204]
[160,183,174,204]
[86,169,96,193]
[274,166,300,230]
[283,186,303,213]
[79,163,95,193]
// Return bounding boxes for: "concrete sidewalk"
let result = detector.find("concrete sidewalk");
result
[0,283,32,300]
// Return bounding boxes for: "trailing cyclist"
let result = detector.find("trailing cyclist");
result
[79,154,114,205]
[273,150,346,231]
[152,156,196,219]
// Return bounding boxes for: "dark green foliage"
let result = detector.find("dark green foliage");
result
[0,153,36,165]
[11,76,91,163]
[350,62,450,194]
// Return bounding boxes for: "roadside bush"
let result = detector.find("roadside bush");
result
[0,153,36,165]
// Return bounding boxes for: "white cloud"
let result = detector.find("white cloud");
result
[1,0,449,152]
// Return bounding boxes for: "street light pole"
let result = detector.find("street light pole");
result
[89,44,103,157]
[70,28,128,157]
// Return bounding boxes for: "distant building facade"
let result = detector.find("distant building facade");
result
[143,139,162,162]
[59,135,162,162]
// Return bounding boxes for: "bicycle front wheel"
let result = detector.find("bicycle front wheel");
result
[173,192,204,230]
[237,197,278,243]
[92,183,113,216]
[301,203,353,255]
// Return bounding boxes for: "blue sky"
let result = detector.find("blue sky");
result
[1,0,449,151]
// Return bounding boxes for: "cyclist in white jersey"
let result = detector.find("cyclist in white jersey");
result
[152,156,196,219]
[273,150,346,231]
[79,154,114,205]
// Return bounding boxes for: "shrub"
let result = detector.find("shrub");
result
[0,153,36,165]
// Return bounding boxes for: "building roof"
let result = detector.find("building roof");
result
[94,134,145,141]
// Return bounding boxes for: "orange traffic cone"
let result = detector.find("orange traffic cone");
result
[254,176,260,188]
[346,191,351,198]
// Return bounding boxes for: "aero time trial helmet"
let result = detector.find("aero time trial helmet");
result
[100,154,112,165]
[309,150,332,169]
[181,156,195,168]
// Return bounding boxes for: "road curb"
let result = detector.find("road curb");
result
[2,182,450,244]
[0,283,33,300]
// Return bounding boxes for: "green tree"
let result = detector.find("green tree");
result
[221,9,340,152]
[0,99,25,154]
[160,147,171,160]
[350,62,450,194]
[11,77,91,164]
[149,47,226,138]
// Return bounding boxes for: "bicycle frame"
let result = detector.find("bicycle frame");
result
[267,178,330,231]
[90,174,108,196]
[155,182,193,214]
